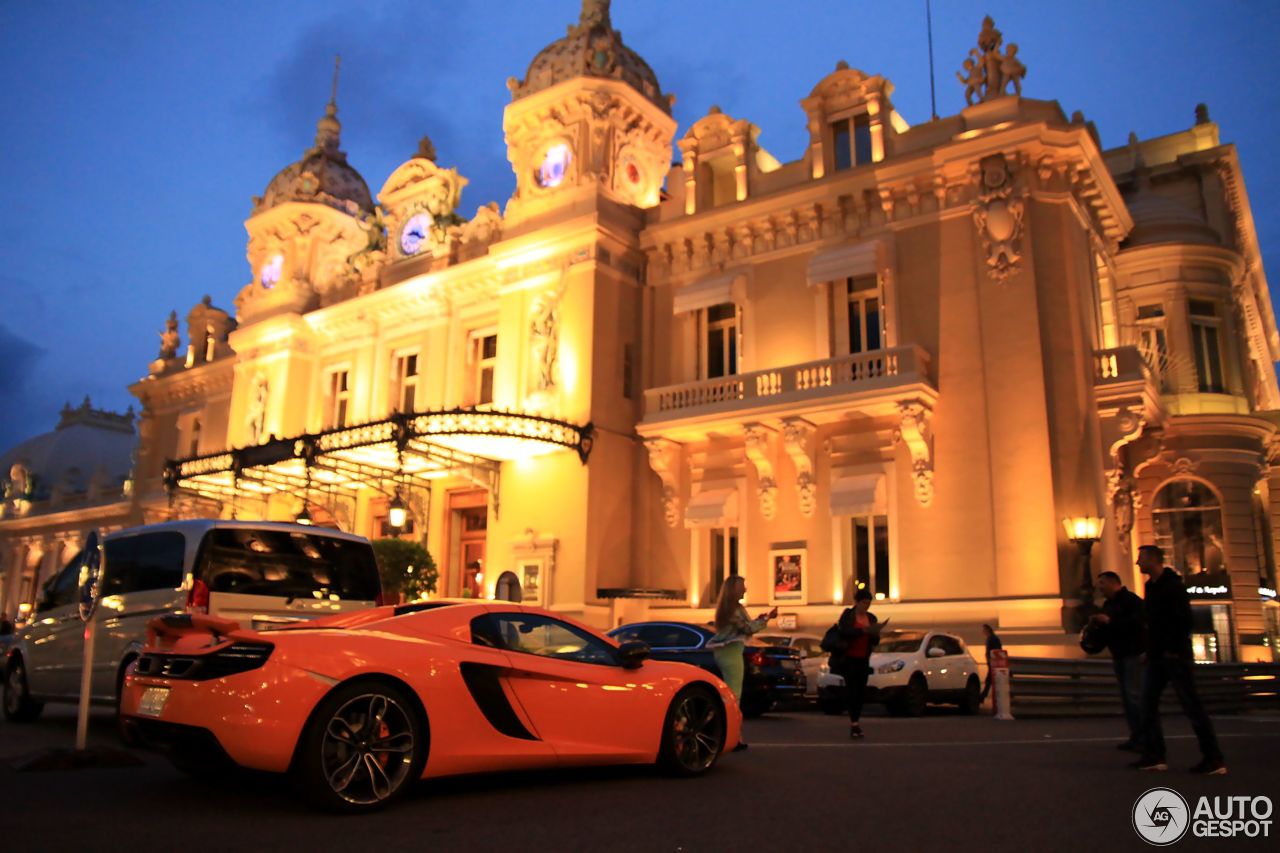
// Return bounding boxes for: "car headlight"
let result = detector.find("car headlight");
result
[876,659,906,674]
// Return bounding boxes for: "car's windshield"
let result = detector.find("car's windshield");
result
[878,632,925,652]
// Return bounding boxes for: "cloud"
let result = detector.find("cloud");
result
[0,324,50,450]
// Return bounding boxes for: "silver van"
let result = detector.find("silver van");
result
[3,519,382,723]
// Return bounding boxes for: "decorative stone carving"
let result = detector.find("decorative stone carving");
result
[781,418,817,517]
[972,153,1024,282]
[246,374,269,446]
[742,424,777,520]
[645,438,683,527]
[893,401,934,506]
[957,16,1026,105]
[529,292,560,393]
[1171,456,1199,475]
[1106,469,1136,536]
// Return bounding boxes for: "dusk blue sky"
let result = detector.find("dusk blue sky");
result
[2,1,1279,451]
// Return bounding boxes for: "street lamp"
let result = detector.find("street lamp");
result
[388,490,408,531]
[295,505,313,525]
[1062,515,1104,631]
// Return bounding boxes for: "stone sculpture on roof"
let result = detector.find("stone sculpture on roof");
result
[957,15,1026,105]
[158,310,180,359]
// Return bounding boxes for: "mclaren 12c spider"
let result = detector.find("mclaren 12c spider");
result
[120,601,740,812]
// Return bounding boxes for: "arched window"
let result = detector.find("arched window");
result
[1152,480,1226,575]
[495,571,522,603]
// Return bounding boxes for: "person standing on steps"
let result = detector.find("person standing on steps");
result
[1131,545,1226,775]
[707,574,776,752]
[832,588,884,739]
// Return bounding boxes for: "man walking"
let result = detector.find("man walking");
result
[1132,545,1226,775]
[1092,571,1145,751]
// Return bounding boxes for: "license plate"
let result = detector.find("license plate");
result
[137,687,170,717]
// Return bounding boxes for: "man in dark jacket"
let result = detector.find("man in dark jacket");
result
[1133,545,1225,774]
[1092,571,1145,750]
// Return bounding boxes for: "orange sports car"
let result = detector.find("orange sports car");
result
[120,600,740,812]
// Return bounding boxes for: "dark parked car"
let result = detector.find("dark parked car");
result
[608,621,805,716]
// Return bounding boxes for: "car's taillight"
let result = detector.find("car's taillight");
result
[187,578,209,614]
[744,648,767,667]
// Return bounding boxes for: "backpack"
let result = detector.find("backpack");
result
[820,609,852,654]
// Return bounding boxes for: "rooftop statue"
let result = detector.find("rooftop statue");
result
[158,310,180,359]
[957,15,1026,105]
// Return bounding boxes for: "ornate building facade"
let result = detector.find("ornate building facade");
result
[4,4,1278,660]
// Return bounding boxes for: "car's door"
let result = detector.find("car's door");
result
[923,634,967,690]
[92,531,187,700]
[23,555,85,699]
[938,634,974,690]
[481,610,667,760]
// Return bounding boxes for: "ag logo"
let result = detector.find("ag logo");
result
[1133,787,1190,846]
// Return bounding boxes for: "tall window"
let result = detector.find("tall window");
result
[1189,300,1225,393]
[391,351,419,413]
[704,303,738,379]
[831,113,873,172]
[467,331,498,407]
[851,514,891,599]
[847,275,882,354]
[325,369,351,428]
[710,528,739,602]
[1136,303,1169,389]
[1152,480,1225,577]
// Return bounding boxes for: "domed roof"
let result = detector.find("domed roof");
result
[253,98,373,217]
[509,0,670,115]
[0,399,136,507]
[1124,189,1220,248]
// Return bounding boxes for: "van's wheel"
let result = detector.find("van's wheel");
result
[960,676,981,715]
[3,657,43,722]
[658,684,725,777]
[294,681,426,814]
[903,674,928,717]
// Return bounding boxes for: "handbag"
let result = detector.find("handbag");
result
[820,621,848,654]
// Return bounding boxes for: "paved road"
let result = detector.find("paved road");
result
[2,704,1277,852]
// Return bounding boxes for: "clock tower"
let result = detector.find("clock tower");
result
[503,0,677,224]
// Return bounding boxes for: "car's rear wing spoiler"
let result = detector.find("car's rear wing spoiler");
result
[146,612,250,647]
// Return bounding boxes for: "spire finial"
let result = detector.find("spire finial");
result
[329,55,341,112]
[579,0,611,29]
[314,55,342,151]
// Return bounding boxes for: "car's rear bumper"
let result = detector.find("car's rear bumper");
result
[121,662,328,772]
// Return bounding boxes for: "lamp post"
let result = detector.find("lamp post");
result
[1063,515,1104,631]
[388,490,408,532]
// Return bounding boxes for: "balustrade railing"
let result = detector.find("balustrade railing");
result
[644,345,931,418]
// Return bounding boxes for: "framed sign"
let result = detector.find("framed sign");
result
[769,548,807,604]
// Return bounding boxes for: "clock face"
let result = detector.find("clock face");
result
[536,143,572,189]
[400,212,433,256]
[260,254,283,289]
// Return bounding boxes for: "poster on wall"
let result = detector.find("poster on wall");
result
[519,559,542,605]
[770,549,806,603]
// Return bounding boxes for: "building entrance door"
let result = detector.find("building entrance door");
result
[447,490,488,599]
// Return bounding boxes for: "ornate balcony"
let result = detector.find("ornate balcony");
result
[640,345,935,435]
[1094,346,1162,418]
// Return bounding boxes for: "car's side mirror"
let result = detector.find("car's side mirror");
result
[927,647,946,658]
[617,640,650,669]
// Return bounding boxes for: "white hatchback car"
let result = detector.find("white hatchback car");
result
[816,629,981,716]
[754,632,824,699]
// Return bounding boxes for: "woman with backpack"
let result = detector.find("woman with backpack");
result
[828,588,884,739]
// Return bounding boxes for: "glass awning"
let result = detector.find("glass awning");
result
[165,409,594,503]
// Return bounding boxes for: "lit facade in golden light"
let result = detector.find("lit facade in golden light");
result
[3,4,1278,661]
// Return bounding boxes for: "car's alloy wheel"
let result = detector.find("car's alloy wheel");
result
[660,685,725,776]
[3,659,43,722]
[904,674,928,717]
[297,681,424,813]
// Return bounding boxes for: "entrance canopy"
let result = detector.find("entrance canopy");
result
[165,409,594,503]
